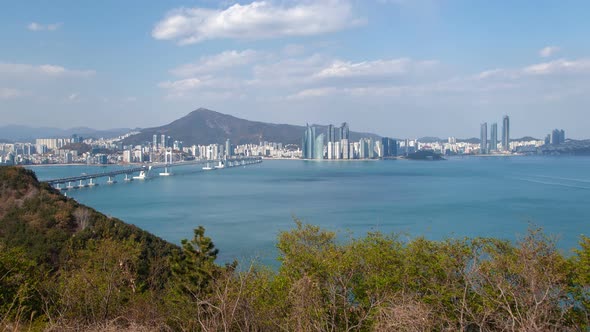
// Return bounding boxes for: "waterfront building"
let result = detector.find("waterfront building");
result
[327,141,334,159]
[340,122,349,140]
[123,150,132,163]
[502,115,510,151]
[327,124,336,143]
[375,140,383,158]
[160,134,166,149]
[480,122,488,154]
[314,134,325,159]
[341,139,349,159]
[302,124,316,159]
[225,139,232,157]
[490,123,498,152]
[335,141,341,159]
[550,129,566,145]
[382,137,398,157]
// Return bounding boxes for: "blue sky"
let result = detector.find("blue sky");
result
[1,0,590,138]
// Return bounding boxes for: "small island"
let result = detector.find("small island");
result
[403,150,445,160]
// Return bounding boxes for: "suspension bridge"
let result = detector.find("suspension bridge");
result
[45,156,262,191]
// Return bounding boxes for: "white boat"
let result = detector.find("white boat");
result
[214,161,225,169]
[132,170,148,180]
[202,162,215,171]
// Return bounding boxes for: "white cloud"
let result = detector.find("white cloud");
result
[0,88,23,99]
[27,22,62,31]
[0,62,95,78]
[170,50,259,77]
[153,0,364,45]
[158,78,203,91]
[251,54,328,87]
[287,87,339,100]
[314,58,438,79]
[523,58,590,75]
[67,93,79,101]
[539,46,560,58]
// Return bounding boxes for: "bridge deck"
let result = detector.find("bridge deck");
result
[45,157,261,185]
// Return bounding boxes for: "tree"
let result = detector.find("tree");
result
[169,226,220,300]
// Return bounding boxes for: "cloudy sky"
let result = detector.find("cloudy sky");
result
[1,0,590,138]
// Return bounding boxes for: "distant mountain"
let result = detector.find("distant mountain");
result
[417,137,443,143]
[512,136,540,141]
[458,137,481,144]
[0,125,134,142]
[123,108,381,146]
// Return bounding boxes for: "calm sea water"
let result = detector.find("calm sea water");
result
[31,157,590,265]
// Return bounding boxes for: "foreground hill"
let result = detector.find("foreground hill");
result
[0,166,176,271]
[123,108,381,146]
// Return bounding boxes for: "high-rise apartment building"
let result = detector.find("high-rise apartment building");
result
[490,123,498,152]
[327,124,336,143]
[225,139,232,157]
[302,124,316,159]
[502,115,510,151]
[381,137,398,157]
[480,122,488,154]
[550,129,566,145]
[314,134,325,159]
[340,122,349,140]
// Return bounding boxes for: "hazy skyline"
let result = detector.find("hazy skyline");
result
[1,1,590,139]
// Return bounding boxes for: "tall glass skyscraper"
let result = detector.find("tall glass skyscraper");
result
[314,133,325,159]
[502,115,510,151]
[490,123,498,152]
[381,137,398,157]
[302,124,315,159]
[327,124,336,143]
[340,122,349,140]
[480,122,488,154]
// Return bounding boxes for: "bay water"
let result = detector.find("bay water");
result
[31,156,590,266]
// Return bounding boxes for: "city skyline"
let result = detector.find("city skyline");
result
[1,1,590,139]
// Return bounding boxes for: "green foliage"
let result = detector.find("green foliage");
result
[569,235,590,328]
[57,238,142,324]
[0,243,42,324]
[0,166,39,194]
[169,226,220,299]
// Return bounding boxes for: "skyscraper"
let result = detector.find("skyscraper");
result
[480,122,488,154]
[341,139,349,159]
[550,129,566,145]
[340,122,349,140]
[225,139,232,157]
[314,133,325,159]
[502,115,510,151]
[381,138,398,157]
[327,124,336,143]
[152,135,158,150]
[490,123,498,152]
[161,134,166,149]
[302,124,315,159]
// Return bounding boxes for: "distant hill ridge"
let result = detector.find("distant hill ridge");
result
[123,108,381,146]
[0,125,134,142]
